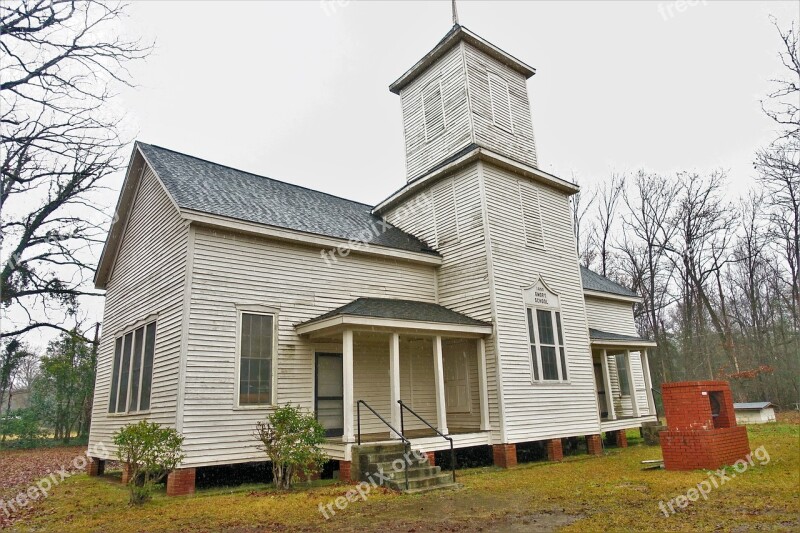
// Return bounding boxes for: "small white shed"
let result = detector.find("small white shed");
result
[733,402,777,424]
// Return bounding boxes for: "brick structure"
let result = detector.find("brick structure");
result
[613,430,628,448]
[338,460,352,483]
[586,434,603,456]
[166,468,196,496]
[425,451,435,466]
[120,463,132,484]
[87,458,105,476]
[492,444,517,468]
[659,381,750,470]
[546,438,563,461]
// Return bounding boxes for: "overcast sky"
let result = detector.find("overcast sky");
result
[117,0,798,202]
[16,0,800,349]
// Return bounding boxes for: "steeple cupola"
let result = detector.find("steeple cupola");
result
[390,25,539,182]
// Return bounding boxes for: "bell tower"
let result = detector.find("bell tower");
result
[390,25,539,182]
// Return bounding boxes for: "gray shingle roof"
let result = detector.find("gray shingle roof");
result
[588,328,650,343]
[580,266,638,298]
[299,297,491,328]
[137,142,437,256]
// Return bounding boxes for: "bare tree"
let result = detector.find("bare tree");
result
[570,178,597,268]
[1,0,151,341]
[594,173,625,277]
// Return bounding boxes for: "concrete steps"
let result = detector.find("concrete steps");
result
[351,443,459,494]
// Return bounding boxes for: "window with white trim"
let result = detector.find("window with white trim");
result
[108,321,156,413]
[615,353,631,396]
[523,279,568,382]
[238,311,275,406]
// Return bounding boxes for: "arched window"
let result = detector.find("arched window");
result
[523,278,568,382]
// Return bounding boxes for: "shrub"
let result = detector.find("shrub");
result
[113,420,185,504]
[254,404,327,490]
[0,409,47,448]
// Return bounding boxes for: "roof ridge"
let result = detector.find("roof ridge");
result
[137,141,378,211]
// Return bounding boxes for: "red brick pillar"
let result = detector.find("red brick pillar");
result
[120,463,132,484]
[425,452,435,466]
[492,444,517,468]
[166,468,196,496]
[586,434,603,456]
[614,430,628,448]
[338,460,352,483]
[87,458,105,476]
[546,438,563,461]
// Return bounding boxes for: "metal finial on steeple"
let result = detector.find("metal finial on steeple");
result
[452,0,459,26]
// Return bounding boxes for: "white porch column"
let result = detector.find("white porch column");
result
[477,338,491,431]
[641,348,656,416]
[389,333,401,438]
[342,329,355,443]
[625,349,640,418]
[432,335,449,435]
[601,349,616,421]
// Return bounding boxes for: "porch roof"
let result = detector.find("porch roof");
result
[589,328,657,348]
[295,297,493,337]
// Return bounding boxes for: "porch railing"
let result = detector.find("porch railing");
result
[398,400,456,484]
[356,400,410,490]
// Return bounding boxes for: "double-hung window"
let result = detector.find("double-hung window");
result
[237,311,276,406]
[524,279,568,382]
[108,321,156,413]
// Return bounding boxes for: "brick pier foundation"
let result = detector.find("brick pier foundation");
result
[586,434,603,456]
[166,468,196,496]
[546,438,564,461]
[492,444,517,468]
[338,460,352,483]
[87,458,105,476]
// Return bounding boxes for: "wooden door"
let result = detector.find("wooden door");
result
[315,353,343,437]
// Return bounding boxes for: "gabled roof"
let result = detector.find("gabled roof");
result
[136,143,437,256]
[580,266,639,299]
[733,402,775,411]
[389,24,536,94]
[299,297,491,328]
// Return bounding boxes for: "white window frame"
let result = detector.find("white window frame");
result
[108,315,158,416]
[421,78,447,142]
[234,306,279,409]
[523,279,569,384]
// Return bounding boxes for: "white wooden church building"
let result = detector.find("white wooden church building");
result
[88,23,657,492]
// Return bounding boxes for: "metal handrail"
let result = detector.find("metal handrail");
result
[397,400,456,484]
[650,387,662,418]
[356,400,410,490]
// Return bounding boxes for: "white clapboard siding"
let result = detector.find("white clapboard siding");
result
[181,226,439,467]
[401,43,473,181]
[584,296,638,336]
[384,164,500,440]
[88,166,188,458]
[481,161,599,442]
[463,43,537,168]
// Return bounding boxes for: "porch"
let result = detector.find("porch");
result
[590,329,659,431]
[296,298,494,461]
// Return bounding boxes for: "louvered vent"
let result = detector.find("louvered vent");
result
[422,80,446,141]
[488,72,513,133]
[519,180,544,248]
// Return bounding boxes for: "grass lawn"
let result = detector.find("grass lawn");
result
[5,422,798,532]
